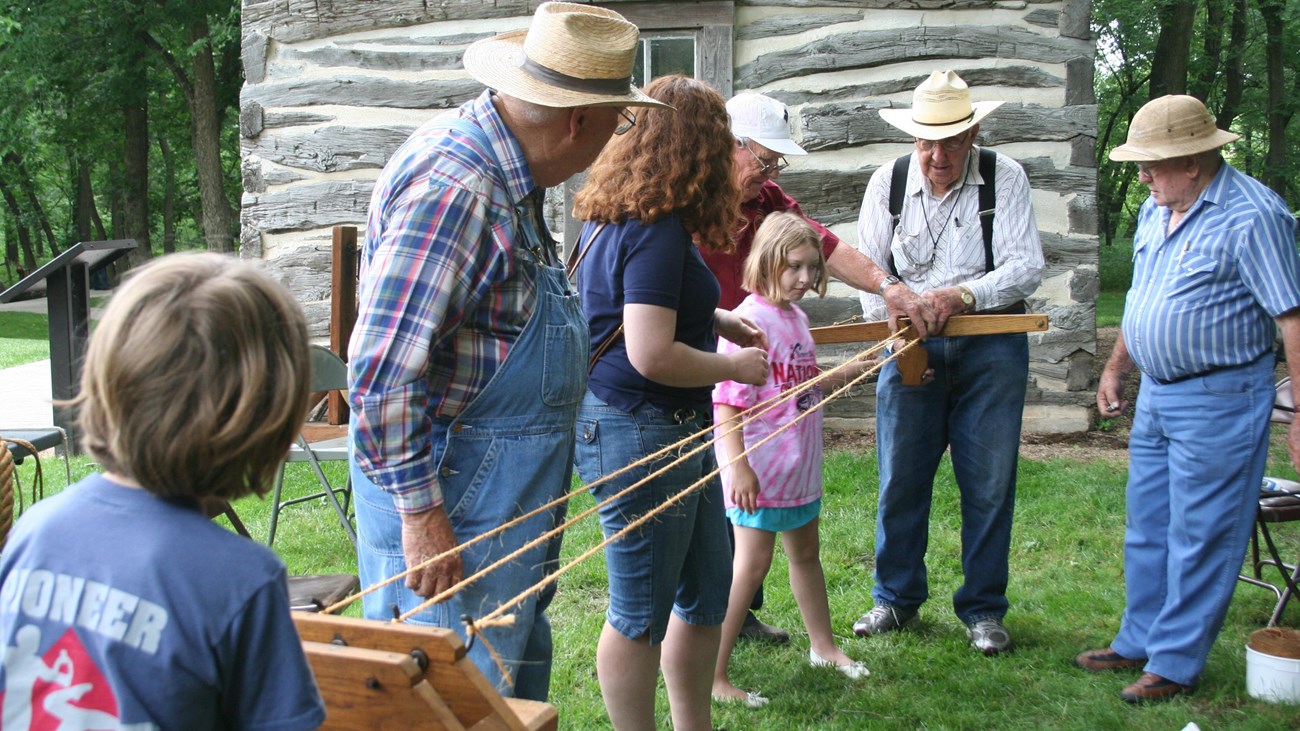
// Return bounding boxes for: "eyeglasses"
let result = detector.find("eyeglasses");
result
[1136,162,1160,177]
[740,139,788,176]
[615,109,636,136]
[916,133,972,153]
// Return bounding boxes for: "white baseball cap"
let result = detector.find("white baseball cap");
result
[726,93,807,156]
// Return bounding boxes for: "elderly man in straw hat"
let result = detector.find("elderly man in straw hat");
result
[1077,95,1300,703]
[348,2,667,700]
[851,70,1044,654]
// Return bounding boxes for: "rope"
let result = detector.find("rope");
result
[474,335,917,626]
[325,331,918,627]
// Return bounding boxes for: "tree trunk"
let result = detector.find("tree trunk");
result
[0,176,38,269]
[158,135,177,253]
[74,159,98,243]
[122,100,153,264]
[1149,0,1197,100]
[3,152,60,257]
[1191,0,1224,102]
[189,20,235,253]
[1217,0,1248,130]
[1258,0,1287,196]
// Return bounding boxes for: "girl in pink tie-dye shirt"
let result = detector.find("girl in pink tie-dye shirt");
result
[711,212,871,708]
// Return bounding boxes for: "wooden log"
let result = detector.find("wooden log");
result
[276,44,465,73]
[242,76,481,110]
[242,180,374,233]
[736,12,860,41]
[765,65,1064,106]
[739,0,1036,8]
[1059,0,1093,40]
[737,25,1093,88]
[1024,8,1058,27]
[243,0,528,44]
[245,126,417,173]
[800,103,1096,151]
[242,32,269,85]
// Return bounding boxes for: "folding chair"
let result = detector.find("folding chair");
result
[1237,377,1300,626]
[214,500,358,613]
[267,345,357,548]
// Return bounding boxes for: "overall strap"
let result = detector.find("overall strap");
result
[886,153,911,278]
[977,147,997,273]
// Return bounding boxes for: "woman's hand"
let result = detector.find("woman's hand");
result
[715,309,768,350]
[728,347,770,386]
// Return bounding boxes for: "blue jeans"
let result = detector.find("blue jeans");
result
[574,391,732,643]
[1111,359,1273,686]
[873,333,1027,623]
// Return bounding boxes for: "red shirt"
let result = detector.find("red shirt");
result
[702,180,841,310]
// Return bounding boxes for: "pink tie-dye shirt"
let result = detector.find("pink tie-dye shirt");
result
[713,294,823,509]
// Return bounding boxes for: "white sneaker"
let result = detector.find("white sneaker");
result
[967,618,1012,655]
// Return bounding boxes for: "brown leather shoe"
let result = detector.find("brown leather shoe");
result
[1120,672,1189,703]
[1075,647,1146,672]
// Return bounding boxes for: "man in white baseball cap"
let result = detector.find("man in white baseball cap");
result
[1081,94,1300,703]
[349,2,666,701]
[851,70,1044,658]
[702,93,934,328]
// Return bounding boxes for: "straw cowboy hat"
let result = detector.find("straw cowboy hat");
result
[879,70,1004,141]
[463,2,668,110]
[1109,95,1239,162]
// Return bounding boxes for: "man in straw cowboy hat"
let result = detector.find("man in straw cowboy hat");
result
[851,70,1044,655]
[348,2,667,700]
[701,92,939,647]
[1078,95,1300,702]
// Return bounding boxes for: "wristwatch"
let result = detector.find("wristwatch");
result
[957,285,975,311]
[878,275,901,297]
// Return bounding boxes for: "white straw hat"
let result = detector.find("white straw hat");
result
[879,70,1003,141]
[727,93,806,156]
[1109,95,1239,162]
[463,2,668,109]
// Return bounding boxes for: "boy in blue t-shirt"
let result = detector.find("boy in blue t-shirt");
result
[0,253,326,731]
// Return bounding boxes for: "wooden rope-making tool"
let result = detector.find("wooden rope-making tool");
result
[294,313,1047,730]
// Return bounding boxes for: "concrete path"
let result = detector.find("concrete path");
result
[0,291,108,429]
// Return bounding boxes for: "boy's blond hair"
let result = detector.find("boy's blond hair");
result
[741,211,828,302]
[73,253,311,501]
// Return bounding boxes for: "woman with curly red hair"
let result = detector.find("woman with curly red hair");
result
[571,74,769,730]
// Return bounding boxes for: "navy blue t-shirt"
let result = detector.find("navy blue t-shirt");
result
[578,214,722,412]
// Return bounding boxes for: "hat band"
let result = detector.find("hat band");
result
[912,110,975,128]
[520,55,632,96]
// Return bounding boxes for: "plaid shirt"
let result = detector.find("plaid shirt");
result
[349,91,551,512]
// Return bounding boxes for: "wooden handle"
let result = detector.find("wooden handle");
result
[810,313,1049,345]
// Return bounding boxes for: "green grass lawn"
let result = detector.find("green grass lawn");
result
[19,439,1298,729]
[0,311,50,368]
[1097,240,1133,328]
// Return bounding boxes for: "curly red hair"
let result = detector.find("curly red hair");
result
[573,74,738,252]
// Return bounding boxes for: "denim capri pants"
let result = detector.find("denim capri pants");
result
[574,390,733,644]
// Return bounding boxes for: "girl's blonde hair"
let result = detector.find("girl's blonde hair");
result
[741,211,828,302]
[73,253,311,501]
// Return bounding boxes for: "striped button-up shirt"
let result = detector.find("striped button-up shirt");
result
[856,147,1044,320]
[349,90,551,512]
[1122,162,1300,382]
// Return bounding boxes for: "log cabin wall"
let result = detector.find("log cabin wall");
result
[240,0,1097,433]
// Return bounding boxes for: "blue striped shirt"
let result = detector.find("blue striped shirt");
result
[349,90,551,512]
[1122,162,1300,382]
